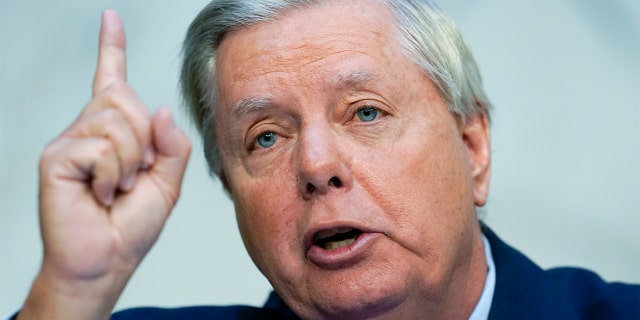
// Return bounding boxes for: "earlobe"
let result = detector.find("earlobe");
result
[461,114,491,207]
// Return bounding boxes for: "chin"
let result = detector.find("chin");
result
[287,264,415,320]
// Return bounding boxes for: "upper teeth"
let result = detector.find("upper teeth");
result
[313,228,362,250]
[315,227,353,241]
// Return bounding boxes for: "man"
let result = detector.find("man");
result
[14,0,639,319]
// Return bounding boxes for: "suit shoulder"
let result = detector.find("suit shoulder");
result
[111,305,287,320]
[547,267,640,319]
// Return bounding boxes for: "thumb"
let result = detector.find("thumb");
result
[148,107,192,205]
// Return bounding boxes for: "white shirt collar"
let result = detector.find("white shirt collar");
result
[468,234,496,320]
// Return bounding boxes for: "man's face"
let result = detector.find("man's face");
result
[214,0,491,318]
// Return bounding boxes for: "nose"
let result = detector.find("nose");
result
[296,124,351,199]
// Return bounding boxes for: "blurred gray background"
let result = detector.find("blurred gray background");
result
[1,0,639,315]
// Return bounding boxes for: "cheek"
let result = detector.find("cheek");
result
[402,138,471,223]
[231,168,302,274]
[355,123,474,247]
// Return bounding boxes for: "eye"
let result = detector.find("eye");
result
[355,106,379,122]
[255,131,278,148]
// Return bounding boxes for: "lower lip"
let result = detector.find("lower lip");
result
[306,232,380,269]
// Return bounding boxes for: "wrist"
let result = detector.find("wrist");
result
[18,264,133,320]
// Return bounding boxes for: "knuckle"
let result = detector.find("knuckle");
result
[121,149,141,171]
[100,108,124,124]
[95,79,122,97]
[39,140,63,171]
[95,139,116,158]
[98,80,133,104]
[101,108,122,123]
[105,79,130,94]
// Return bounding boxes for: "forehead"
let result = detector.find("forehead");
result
[215,0,403,92]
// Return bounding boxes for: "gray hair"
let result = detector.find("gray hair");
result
[180,0,492,176]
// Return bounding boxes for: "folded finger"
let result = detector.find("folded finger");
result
[63,108,142,192]
[80,82,154,166]
[42,137,121,207]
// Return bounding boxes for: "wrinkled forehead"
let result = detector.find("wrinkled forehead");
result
[213,0,403,99]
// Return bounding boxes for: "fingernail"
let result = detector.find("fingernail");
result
[144,147,155,167]
[122,175,135,191]
[103,191,115,207]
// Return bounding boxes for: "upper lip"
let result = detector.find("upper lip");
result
[303,221,376,252]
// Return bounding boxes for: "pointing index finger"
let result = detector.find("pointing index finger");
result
[93,10,127,96]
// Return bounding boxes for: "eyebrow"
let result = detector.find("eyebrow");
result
[231,97,273,119]
[332,70,379,91]
[230,71,379,118]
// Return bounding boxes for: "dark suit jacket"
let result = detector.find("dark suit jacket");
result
[108,227,639,319]
[482,226,639,319]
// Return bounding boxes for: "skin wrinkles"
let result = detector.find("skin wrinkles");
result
[225,32,382,83]
[232,97,273,119]
[226,70,404,177]
[356,90,472,257]
[218,5,391,88]
[214,0,490,319]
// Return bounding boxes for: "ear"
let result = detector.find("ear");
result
[460,113,491,207]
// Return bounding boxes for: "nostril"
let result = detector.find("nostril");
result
[307,183,316,193]
[328,176,342,188]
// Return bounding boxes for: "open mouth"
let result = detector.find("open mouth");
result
[313,227,363,250]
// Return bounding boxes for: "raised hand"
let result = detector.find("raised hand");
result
[19,10,191,319]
